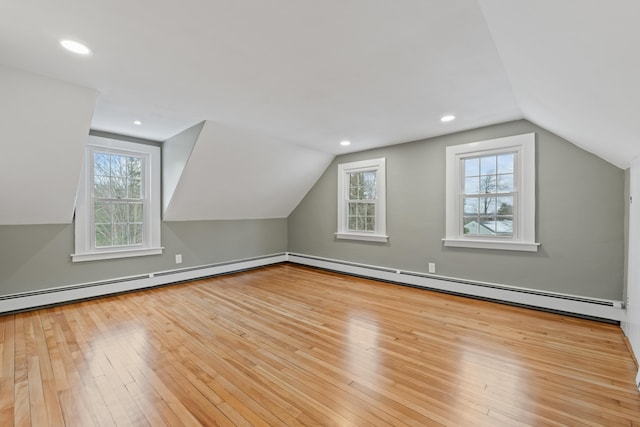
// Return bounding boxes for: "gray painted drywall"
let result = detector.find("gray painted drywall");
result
[0,218,287,296]
[288,120,625,300]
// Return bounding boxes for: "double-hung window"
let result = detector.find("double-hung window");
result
[336,158,388,242]
[444,133,538,252]
[72,136,162,262]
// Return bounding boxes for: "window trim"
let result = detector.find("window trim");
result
[72,136,163,262]
[443,133,539,252]
[335,158,388,243]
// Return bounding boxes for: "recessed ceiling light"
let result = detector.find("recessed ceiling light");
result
[340,140,351,146]
[441,115,455,122]
[60,39,92,55]
[133,120,142,125]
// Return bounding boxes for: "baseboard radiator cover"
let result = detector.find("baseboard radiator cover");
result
[287,253,623,322]
[0,253,288,314]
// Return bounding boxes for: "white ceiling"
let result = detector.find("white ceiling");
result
[479,0,640,169]
[163,121,334,221]
[0,0,638,167]
[0,66,96,224]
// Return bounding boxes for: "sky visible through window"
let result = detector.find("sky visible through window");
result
[462,152,514,237]
[93,152,144,247]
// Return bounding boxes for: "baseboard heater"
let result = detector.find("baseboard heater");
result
[0,252,623,322]
[0,253,288,315]
[286,253,623,322]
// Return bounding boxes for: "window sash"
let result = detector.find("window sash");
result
[336,158,387,242]
[73,135,162,262]
[443,133,537,252]
[459,150,518,239]
[90,149,149,250]
[346,169,378,233]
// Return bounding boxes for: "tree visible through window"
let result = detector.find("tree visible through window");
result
[93,152,145,247]
[462,152,515,237]
[73,135,162,262]
[444,133,538,252]
[348,170,377,232]
[336,158,388,242]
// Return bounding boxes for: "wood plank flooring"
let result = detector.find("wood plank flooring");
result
[1,263,639,426]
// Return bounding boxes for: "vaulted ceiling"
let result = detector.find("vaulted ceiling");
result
[0,0,638,224]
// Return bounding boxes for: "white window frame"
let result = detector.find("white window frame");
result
[72,135,163,262]
[336,158,388,242]
[443,133,539,252]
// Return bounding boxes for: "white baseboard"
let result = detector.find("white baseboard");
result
[0,253,287,314]
[287,253,623,322]
[1,251,624,322]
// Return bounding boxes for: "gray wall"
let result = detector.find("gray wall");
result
[0,219,287,296]
[288,120,625,300]
[0,129,288,298]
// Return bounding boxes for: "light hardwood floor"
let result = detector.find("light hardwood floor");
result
[1,263,639,426]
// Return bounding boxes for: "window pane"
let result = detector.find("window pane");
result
[479,197,496,215]
[497,197,513,215]
[113,203,128,223]
[464,177,479,194]
[357,203,367,216]
[111,155,127,177]
[480,218,497,236]
[128,178,142,198]
[366,217,375,231]
[95,223,112,247]
[94,202,111,224]
[363,185,376,200]
[356,217,365,231]
[94,153,110,176]
[463,218,480,235]
[366,203,375,216]
[127,157,142,179]
[480,156,496,175]
[497,174,514,192]
[130,203,143,222]
[363,171,376,187]
[463,198,479,215]
[348,202,357,215]
[496,216,513,236]
[479,175,496,193]
[94,176,111,198]
[497,153,514,174]
[348,216,357,230]
[348,171,376,201]
[464,158,479,177]
[349,173,359,187]
[111,177,126,198]
[129,224,143,245]
[112,224,128,246]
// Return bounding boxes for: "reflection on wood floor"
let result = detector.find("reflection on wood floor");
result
[1,263,639,426]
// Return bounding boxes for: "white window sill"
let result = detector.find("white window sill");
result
[335,232,389,243]
[71,247,164,262]
[442,238,539,252]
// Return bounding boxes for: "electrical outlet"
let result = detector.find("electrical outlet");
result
[175,254,183,264]
[428,263,436,274]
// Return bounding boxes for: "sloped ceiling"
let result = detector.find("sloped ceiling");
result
[478,0,640,169]
[0,1,638,224]
[0,65,96,224]
[163,121,334,221]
